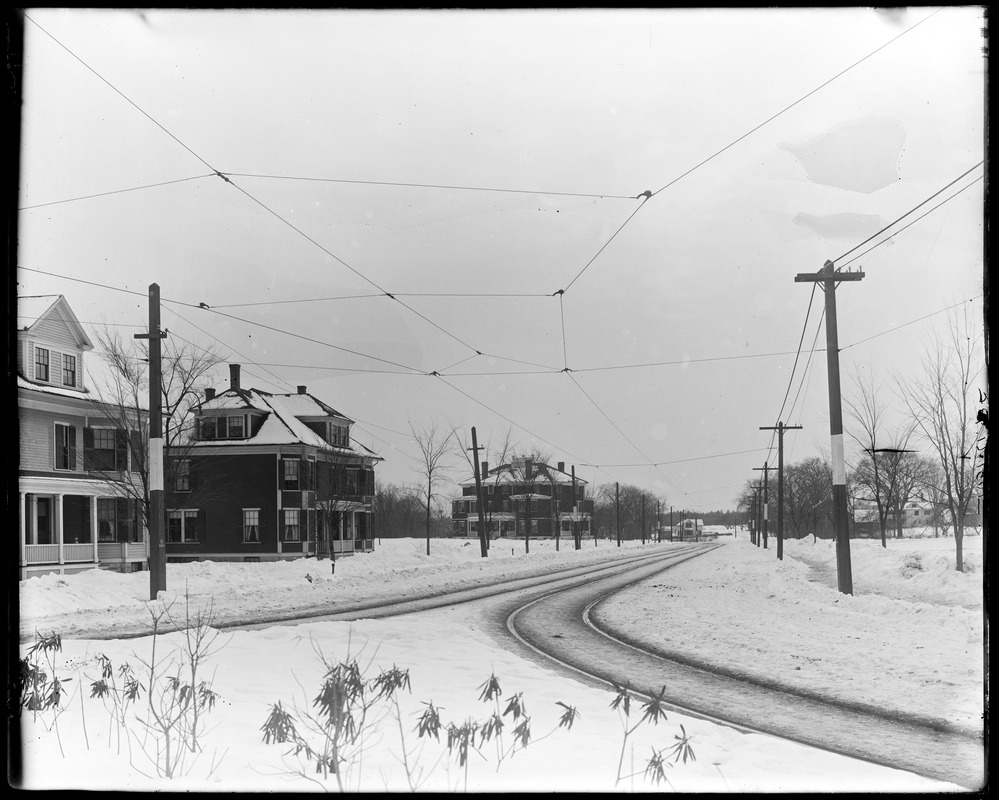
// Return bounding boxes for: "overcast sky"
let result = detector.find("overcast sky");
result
[15,7,986,512]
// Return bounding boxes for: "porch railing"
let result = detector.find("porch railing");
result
[24,544,59,565]
[23,543,99,565]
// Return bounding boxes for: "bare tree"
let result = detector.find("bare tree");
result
[314,450,374,562]
[898,310,985,571]
[90,327,224,536]
[845,371,892,546]
[784,457,833,540]
[507,448,553,554]
[409,419,460,556]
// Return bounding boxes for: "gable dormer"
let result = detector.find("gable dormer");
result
[17,295,94,392]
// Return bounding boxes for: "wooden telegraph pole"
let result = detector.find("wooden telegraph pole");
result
[615,482,621,547]
[571,465,581,550]
[753,463,770,549]
[469,427,489,558]
[641,494,646,544]
[760,422,803,560]
[134,284,168,600]
[796,261,864,594]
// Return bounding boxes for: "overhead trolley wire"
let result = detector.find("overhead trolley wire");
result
[18,174,216,211]
[837,173,985,269]
[833,162,984,267]
[23,15,501,370]
[222,172,637,200]
[566,371,688,497]
[651,8,942,201]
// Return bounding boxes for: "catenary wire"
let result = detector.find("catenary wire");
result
[222,172,637,200]
[18,174,216,211]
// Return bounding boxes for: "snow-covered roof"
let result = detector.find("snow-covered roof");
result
[460,461,587,488]
[194,387,378,458]
[18,374,91,399]
[273,392,352,423]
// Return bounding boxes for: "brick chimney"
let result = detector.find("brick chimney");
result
[297,385,307,394]
[557,461,565,472]
[229,363,241,391]
[481,461,489,478]
[205,387,216,401]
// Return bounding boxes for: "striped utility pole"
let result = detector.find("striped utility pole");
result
[135,284,168,599]
[795,261,864,594]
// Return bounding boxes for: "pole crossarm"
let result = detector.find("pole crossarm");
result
[794,259,863,594]
[760,423,803,560]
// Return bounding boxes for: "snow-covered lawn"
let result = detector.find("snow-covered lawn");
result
[15,533,984,792]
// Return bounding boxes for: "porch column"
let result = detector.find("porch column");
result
[56,493,65,565]
[19,492,26,567]
[29,494,38,546]
[90,495,99,564]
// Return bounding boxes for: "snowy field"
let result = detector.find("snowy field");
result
[16,532,985,792]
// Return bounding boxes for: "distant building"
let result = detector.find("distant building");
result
[164,365,381,563]
[17,295,148,578]
[672,518,704,541]
[452,458,594,539]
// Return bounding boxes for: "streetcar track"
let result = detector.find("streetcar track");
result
[503,548,984,790]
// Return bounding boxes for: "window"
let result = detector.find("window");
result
[282,509,300,541]
[227,415,244,439]
[199,417,216,440]
[243,509,260,543]
[88,428,119,471]
[54,423,75,470]
[35,347,50,381]
[282,458,300,490]
[175,459,190,492]
[98,498,142,543]
[63,354,76,387]
[167,509,199,543]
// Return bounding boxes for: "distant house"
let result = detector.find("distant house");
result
[672,518,704,541]
[452,458,593,539]
[17,295,148,578]
[164,364,381,563]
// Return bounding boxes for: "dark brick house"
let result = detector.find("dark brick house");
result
[164,364,381,563]
[452,458,593,540]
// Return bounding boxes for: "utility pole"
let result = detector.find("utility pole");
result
[753,463,771,549]
[796,261,864,594]
[615,482,621,547]
[469,427,488,558]
[657,500,661,543]
[669,506,673,542]
[641,494,646,544]
[571,465,581,550]
[760,422,803,560]
[134,284,168,600]
[754,482,763,547]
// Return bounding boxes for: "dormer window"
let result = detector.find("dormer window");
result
[198,414,247,440]
[35,347,50,382]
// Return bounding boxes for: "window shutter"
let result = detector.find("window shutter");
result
[69,425,77,470]
[115,430,128,471]
[83,428,95,471]
[129,430,142,473]
[197,509,206,544]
